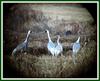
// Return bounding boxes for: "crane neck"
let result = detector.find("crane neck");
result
[76,37,80,43]
[57,38,59,45]
[24,31,30,43]
[47,30,52,42]
[57,36,60,45]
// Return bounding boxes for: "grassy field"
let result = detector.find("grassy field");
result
[3,3,97,78]
[3,28,97,78]
[4,39,97,78]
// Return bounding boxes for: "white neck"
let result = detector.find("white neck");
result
[57,36,60,45]
[24,30,30,43]
[46,30,52,42]
[76,37,80,43]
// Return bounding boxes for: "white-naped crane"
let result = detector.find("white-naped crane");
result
[45,29,56,56]
[55,35,63,56]
[12,30,31,56]
[72,37,80,64]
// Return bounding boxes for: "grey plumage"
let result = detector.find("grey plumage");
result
[46,29,56,56]
[12,30,31,56]
[46,30,63,56]
[72,37,80,64]
[55,35,63,56]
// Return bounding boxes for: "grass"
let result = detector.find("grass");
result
[5,40,97,78]
[3,3,97,78]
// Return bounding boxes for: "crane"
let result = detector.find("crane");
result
[45,29,56,56]
[55,35,63,56]
[72,37,80,64]
[12,30,31,56]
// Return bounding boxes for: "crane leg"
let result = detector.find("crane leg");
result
[61,53,63,56]
[72,54,76,65]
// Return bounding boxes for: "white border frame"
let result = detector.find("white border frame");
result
[1,1,99,80]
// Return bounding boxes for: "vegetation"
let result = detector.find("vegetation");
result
[4,39,96,78]
[3,3,97,78]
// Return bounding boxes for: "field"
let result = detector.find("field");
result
[3,3,97,78]
[3,36,97,78]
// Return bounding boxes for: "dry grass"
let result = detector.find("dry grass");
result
[6,40,97,78]
[3,3,97,78]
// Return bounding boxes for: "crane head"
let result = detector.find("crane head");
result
[45,29,49,33]
[28,30,31,35]
[57,35,60,39]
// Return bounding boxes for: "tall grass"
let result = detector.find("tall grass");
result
[7,40,97,78]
